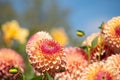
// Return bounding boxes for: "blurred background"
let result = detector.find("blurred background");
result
[0,0,120,79]
[0,0,120,45]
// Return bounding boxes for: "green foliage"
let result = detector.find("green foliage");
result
[31,75,43,80]
[45,72,54,80]
[99,22,105,29]
[91,36,98,48]
[24,59,35,80]
[80,46,89,54]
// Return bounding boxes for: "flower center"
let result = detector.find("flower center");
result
[115,26,120,36]
[95,71,113,80]
[40,39,61,54]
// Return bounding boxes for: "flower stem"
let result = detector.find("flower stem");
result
[85,37,91,64]
[21,72,25,80]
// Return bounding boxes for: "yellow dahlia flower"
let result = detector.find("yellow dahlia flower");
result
[26,31,66,77]
[1,20,29,45]
[103,16,120,52]
[0,48,25,80]
[50,28,69,46]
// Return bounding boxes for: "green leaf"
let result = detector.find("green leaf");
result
[45,72,54,80]
[80,46,88,53]
[91,36,98,48]
[24,59,35,80]
[31,75,43,80]
[76,30,85,37]
[99,22,105,29]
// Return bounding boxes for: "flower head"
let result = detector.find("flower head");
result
[0,48,25,80]
[82,32,114,63]
[54,47,88,80]
[103,16,120,52]
[55,62,87,80]
[26,31,52,55]
[40,39,61,54]
[65,47,88,66]
[2,20,29,45]
[105,54,120,79]
[50,28,69,46]
[81,61,118,80]
[26,31,66,77]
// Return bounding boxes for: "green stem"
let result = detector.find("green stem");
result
[21,72,25,80]
[19,68,25,80]
[98,34,103,62]
[98,54,101,61]
[85,36,91,64]
[87,47,91,64]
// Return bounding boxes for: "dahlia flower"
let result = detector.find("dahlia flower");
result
[1,20,29,45]
[103,16,120,52]
[26,31,66,77]
[80,61,118,80]
[26,31,52,55]
[50,28,69,46]
[0,48,25,80]
[82,32,114,63]
[105,54,120,79]
[54,47,88,80]
[64,47,88,66]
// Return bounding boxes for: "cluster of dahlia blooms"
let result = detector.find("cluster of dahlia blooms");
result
[26,16,120,80]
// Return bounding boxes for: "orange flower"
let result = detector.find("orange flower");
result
[105,54,120,79]
[0,48,25,80]
[103,16,120,52]
[55,47,88,80]
[81,62,118,80]
[26,31,66,77]
[65,47,88,66]
[82,32,114,63]
[26,31,52,54]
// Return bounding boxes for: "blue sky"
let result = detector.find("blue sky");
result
[10,0,120,36]
[57,0,120,36]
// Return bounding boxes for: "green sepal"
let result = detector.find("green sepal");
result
[9,66,18,74]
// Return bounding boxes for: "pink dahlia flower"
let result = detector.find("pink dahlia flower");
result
[26,31,66,77]
[54,47,88,80]
[105,54,120,79]
[81,61,118,80]
[0,48,24,80]
[103,16,120,52]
